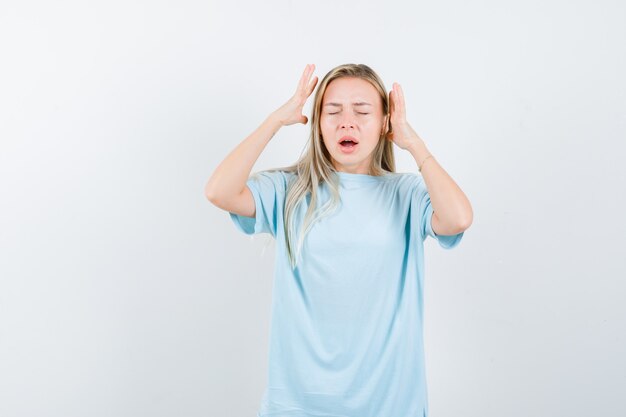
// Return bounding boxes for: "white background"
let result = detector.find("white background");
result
[1,1,625,416]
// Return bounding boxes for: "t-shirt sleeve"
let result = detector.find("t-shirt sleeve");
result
[412,175,464,249]
[228,170,287,237]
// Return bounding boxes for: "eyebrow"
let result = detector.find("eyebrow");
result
[323,102,372,107]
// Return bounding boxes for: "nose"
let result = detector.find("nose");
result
[340,118,355,129]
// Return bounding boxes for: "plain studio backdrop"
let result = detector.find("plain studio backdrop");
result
[1,0,625,416]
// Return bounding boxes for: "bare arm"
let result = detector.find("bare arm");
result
[409,141,473,236]
[387,82,473,236]
[204,63,319,216]
[204,114,282,207]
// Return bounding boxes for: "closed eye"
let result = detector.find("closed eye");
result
[328,112,369,115]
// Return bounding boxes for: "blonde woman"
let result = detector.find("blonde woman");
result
[206,63,473,417]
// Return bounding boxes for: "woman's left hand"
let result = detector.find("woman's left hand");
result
[386,82,423,151]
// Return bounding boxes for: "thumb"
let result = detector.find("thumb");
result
[301,115,308,124]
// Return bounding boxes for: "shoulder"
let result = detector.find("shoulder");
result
[250,168,296,182]
[249,169,297,193]
[387,171,424,191]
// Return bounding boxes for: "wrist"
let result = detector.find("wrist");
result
[265,113,285,137]
[407,138,428,160]
[268,112,285,128]
[408,140,434,171]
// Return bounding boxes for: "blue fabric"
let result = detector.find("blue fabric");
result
[229,170,464,417]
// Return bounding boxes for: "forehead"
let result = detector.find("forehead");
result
[322,77,380,104]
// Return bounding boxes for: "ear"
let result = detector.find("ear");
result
[381,114,390,135]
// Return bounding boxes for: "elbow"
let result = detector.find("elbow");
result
[457,212,473,232]
[204,183,220,204]
[457,220,471,234]
[205,193,218,205]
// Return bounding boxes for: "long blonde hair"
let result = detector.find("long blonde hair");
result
[258,63,395,269]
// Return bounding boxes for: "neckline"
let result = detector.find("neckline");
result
[335,171,392,183]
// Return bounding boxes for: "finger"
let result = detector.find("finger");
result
[298,65,316,98]
[306,75,318,97]
[297,64,312,93]
[396,83,406,119]
[392,83,403,119]
[304,64,315,86]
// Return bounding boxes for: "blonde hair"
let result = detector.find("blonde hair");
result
[258,63,395,269]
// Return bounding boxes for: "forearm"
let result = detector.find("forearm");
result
[205,113,283,203]
[408,139,473,230]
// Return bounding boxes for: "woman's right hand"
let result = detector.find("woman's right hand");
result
[272,64,318,127]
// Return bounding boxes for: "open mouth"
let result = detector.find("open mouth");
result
[339,139,358,148]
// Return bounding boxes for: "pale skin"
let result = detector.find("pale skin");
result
[386,81,473,235]
[205,63,472,236]
[320,76,388,174]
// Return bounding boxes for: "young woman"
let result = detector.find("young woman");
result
[206,63,473,417]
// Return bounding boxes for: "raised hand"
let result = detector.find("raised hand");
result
[272,64,319,127]
[386,82,423,150]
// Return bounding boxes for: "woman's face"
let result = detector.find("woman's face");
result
[320,77,386,174]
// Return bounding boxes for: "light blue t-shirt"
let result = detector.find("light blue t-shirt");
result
[229,170,464,417]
